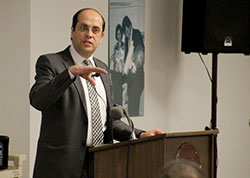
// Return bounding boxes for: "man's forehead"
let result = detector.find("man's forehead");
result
[79,9,102,20]
[78,10,103,24]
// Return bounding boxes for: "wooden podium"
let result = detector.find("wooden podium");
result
[89,130,218,178]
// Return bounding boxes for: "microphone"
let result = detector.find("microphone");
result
[110,105,123,120]
[110,104,136,140]
[91,73,100,78]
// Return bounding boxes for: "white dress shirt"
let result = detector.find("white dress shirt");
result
[69,45,107,146]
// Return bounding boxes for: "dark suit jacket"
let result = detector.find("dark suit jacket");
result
[30,46,143,178]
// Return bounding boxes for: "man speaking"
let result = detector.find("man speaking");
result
[30,8,163,178]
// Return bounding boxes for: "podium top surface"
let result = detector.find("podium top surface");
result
[89,130,218,152]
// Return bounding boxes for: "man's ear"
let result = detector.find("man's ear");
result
[100,32,105,43]
[70,27,74,39]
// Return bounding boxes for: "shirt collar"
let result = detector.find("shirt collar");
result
[69,45,94,66]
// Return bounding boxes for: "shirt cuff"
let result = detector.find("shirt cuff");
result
[68,69,76,80]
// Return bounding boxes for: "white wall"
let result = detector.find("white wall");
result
[217,54,250,178]
[144,1,250,178]
[0,1,30,178]
[0,0,249,178]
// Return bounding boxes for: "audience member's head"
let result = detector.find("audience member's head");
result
[158,159,206,178]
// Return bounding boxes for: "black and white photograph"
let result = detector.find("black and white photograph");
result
[109,0,145,117]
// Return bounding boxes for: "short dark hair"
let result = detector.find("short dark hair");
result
[122,16,132,29]
[71,8,105,32]
[115,24,123,41]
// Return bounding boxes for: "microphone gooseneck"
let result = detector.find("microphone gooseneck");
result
[110,104,136,140]
[123,109,136,139]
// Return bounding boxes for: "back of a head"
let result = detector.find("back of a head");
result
[158,159,206,178]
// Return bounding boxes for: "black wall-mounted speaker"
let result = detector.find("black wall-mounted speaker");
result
[181,0,250,54]
[0,136,9,170]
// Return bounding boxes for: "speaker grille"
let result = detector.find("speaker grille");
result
[181,0,250,54]
[206,0,249,51]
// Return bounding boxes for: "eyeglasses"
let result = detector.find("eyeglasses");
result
[77,24,101,35]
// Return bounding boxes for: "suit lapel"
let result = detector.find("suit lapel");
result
[61,47,88,113]
[59,47,111,118]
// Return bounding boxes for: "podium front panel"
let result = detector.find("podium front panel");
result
[128,138,165,178]
[91,131,217,178]
[165,135,215,178]
[128,133,215,178]
[93,145,128,178]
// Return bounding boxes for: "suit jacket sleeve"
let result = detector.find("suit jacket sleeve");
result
[113,120,144,141]
[30,54,75,111]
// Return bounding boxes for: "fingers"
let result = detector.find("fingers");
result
[80,66,107,86]
[140,129,164,138]
[69,65,107,77]
[153,128,164,135]
[85,75,96,86]
[69,65,108,86]
[85,66,108,74]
